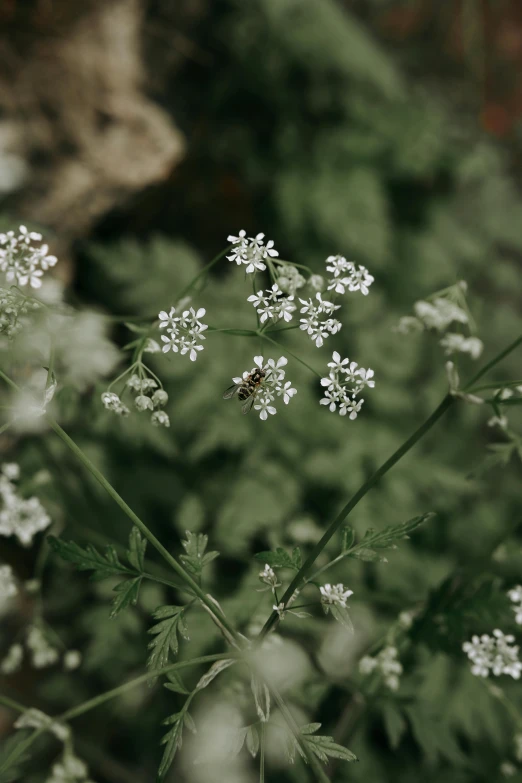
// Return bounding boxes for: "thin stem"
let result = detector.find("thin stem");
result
[259,333,322,378]
[177,245,231,302]
[0,369,18,391]
[46,416,241,649]
[463,334,522,390]
[257,394,455,640]
[207,327,258,336]
[0,420,12,436]
[0,694,26,713]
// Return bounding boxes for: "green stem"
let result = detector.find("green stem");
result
[0,694,26,713]
[177,245,231,302]
[0,420,12,436]
[463,334,522,390]
[259,333,322,378]
[46,416,241,649]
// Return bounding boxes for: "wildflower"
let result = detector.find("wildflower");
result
[299,294,341,347]
[100,391,130,417]
[0,225,57,289]
[395,315,423,334]
[359,646,403,691]
[320,351,374,418]
[26,626,59,669]
[309,274,325,292]
[152,389,168,408]
[488,415,508,429]
[254,393,277,421]
[259,564,281,591]
[276,263,306,295]
[439,332,483,359]
[2,463,20,480]
[46,751,93,783]
[508,586,522,625]
[320,583,353,610]
[159,304,208,361]
[273,602,286,620]
[0,466,52,546]
[398,610,414,630]
[227,230,279,274]
[0,643,23,674]
[64,650,82,671]
[463,629,522,679]
[135,394,154,412]
[151,410,170,427]
[15,708,70,742]
[0,286,41,339]
[325,256,374,296]
[144,338,161,353]
[226,356,296,421]
[414,297,468,332]
[247,283,295,324]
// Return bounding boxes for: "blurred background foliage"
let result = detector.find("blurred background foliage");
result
[1,1,522,781]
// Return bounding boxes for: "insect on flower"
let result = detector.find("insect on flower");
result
[222,366,267,414]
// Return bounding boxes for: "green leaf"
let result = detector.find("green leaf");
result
[127,527,147,572]
[110,576,142,618]
[341,526,355,552]
[158,714,183,780]
[254,547,299,570]
[288,723,357,765]
[381,703,407,749]
[329,604,354,633]
[195,658,236,691]
[147,606,186,672]
[48,536,133,581]
[164,671,190,695]
[251,675,270,722]
[0,731,31,783]
[179,530,219,576]
[404,705,466,764]
[183,712,197,734]
[348,547,387,563]
[349,513,434,561]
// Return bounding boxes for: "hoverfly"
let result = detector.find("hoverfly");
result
[223,366,267,414]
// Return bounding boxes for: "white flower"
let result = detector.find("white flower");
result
[144,338,161,353]
[463,630,522,679]
[151,410,170,427]
[101,392,130,417]
[2,463,20,480]
[159,304,208,361]
[63,650,82,671]
[395,316,423,334]
[0,564,18,601]
[259,564,281,590]
[299,294,342,347]
[0,468,52,547]
[320,583,353,609]
[488,415,508,429]
[500,762,517,778]
[276,264,306,295]
[319,352,374,418]
[325,256,374,296]
[254,393,277,421]
[26,626,59,669]
[1,643,23,674]
[309,274,325,292]
[0,226,58,289]
[248,284,296,324]
[414,298,468,332]
[339,396,364,419]
[227,356,295,420]
[439,332,483,359]
[135,394,154,412]
[227,230,278,274]
[508,586,522,625]
[359,646,403,690]
[276,381,297,404]
[152,389,168,408]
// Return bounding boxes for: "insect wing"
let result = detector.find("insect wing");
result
[241,394,256,415]
[223,384,241,400]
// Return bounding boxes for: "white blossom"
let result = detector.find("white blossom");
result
[144,338,161,353]
[463,630,522,679]
[299,293,342,347]
[247,283,295,324]
[325,256,374,296]
[254,393,277,421]
[26,625,59,669]
[101,391,130,417]
[229,356,296,421]
[45,751,94,783]
[320,351,374,418]
[0,286,41,339]
[0,643,23,674]
[488,414,508,430]
[309,274,325,292]
[508,586,522,625]
[64,650,82,671]
[259,564,281,591]
[135,394,154,412]
[359,646,403,691]
[439,332,483,359]
[414,297,468,332]
[320,583,353,609]
[151,410,170,427]
[159,304,208,361]
[0,466,51,546]
[0,226,57,289]
[276,264,306,295]
[152,389,168,408]
[227,230,279,274]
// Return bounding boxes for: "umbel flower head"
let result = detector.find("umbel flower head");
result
[320,583,353,610]
[325,256,374,296]
[248,283,296,324]
[463,629,522,679]
[359,646,403,691]
[0,225,57,289]
[0,463,51,547]
[227,230,279,274]
[159,303,208,361]
[507,586,522,625]
[224,355,296,421]
[320,351,375,418]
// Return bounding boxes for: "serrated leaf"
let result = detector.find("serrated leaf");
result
[341,526,355,552]
[404,705,465,764]
[254,547,299,570]
[381,703,407,749]
[0,731,31,783]
[195,658,236,691]
[251,675,270,722]
[349,513,434,561]
[127,527,146,572]
[147,606,185,672]
[110,576,142,618]
[291,546,302,568]
[48,536,133,580]
[164,671,190,695]
[158,715,183,779]
[180,531,218,576]
[246,725,260,758]
[286,724,357,765]
[348,547,386,563]
[329,604,354,633]
[183,712,197,734]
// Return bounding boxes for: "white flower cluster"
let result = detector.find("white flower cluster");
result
[319,583,353,610]
[159,304,208,361]
[0,563,17,602]
[15,708,70,742]
[0,463,51,546]
[397,285,483,360]
[277,264,306,295]
[0,287,41,339]
[1,643,23,674]
[45,752,96,783]
[325,256,374,296]
[0,225,57,289]
[463,629,522,679]
[227,230,279,274]
[101,375,170,427]
[320,351,375,418]
[248,283,296,323]
[359,646,403,691]
[228,356,296,420]
[259,563,281,591]
[508,586,522,625]
[27,625,60,669]
[299,293,341,347]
